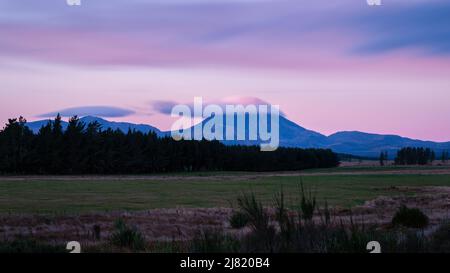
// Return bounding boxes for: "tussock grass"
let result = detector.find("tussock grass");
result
[109,218,146,251]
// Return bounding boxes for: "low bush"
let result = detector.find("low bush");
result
[229,211,250,229]
[110,219,146,251]
[391,205,429,229]
[299,182,316,221]
[189,229,240,253]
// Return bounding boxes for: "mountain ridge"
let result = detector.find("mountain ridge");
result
[23,115,450,158]
[25,116,166,137]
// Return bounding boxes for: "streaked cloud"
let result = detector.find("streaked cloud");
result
[349,1,450,55]
[151,100,178,115]
[5,0,450,69]
[1,0,450,141]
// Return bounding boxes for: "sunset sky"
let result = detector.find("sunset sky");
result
[1,0,450,141]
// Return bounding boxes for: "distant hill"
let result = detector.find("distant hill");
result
[24,115,450,158]
[173,114,329,148]
[25,116,166,137]
[26,119,69,132]
[173,114,450,158]
[327,131,450,158]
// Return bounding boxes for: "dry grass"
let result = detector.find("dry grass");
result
[0,186,449,249]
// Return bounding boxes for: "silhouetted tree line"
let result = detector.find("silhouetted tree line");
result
[394,147,436,165]
[0,116,339,174]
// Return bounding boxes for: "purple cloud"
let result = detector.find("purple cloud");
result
[151,100,179,115]
[348,2,450,55]
[151,96,284,116]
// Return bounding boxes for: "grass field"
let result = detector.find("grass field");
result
[1,169,450,214]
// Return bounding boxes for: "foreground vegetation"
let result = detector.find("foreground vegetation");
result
[1,166,449,252]
[182,191,450,253]
[1,173,450,214]
[1,189,449,253]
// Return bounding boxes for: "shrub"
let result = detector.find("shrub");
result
[190,229,240,253]
[110,219,146,251]
[300,182,316,221]
[237,193,270,232]
[229,211,250,229]
[237,192,276,252]
[391,205,429,229]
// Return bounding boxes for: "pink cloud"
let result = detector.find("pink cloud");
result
[1,0,450,142]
